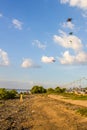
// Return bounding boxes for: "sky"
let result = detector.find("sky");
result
[0,0,87,89]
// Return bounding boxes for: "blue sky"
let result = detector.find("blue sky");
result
[0,0,87,89]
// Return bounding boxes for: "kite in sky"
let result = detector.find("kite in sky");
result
[67,18,72,22]
[69,32,73,35]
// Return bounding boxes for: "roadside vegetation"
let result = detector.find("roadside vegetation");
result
[77,107,87,117]
[61,93,87,100]
[30,86,87,101]
[1,85,87,101]
[0,88,18,100]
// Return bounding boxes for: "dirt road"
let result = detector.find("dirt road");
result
[0,94,87,130]
[48,95,87,107]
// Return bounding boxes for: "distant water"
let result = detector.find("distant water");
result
[7,88,30,93]
[16,89,30,93]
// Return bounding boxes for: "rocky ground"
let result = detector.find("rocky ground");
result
[0,94,87,130]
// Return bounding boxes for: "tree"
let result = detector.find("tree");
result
[55,87,61,93]
[47,88,55,94]
[30,85,46,94]
[55,87,66,93]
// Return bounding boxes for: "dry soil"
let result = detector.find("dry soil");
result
[0,94,87,130]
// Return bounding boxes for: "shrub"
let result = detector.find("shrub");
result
[55,87,66,93]
[0,88,6,99]
[47,88,55,94]
[30,86,46,94]
[0,88,18,100]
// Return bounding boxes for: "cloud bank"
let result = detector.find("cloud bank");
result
[59,51,87,65]
[53,30,83,52]
[53,30,87,65]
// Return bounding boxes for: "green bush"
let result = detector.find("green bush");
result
[0,88,18,100]
[30,86,46,94]
[55,87,66,93]
[46,87,66,94]
[47,88,55,94]
[0,88,6,99]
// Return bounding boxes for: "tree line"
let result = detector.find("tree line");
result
[0,86,66,100]
[30,85,66,94]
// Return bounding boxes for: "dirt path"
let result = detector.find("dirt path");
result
[48,95,87,107]
[0,95,87,130]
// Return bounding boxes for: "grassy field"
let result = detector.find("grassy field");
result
[61,93,87,100]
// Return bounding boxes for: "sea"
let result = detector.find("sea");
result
[16,89,30,93]
[7,88,30,93]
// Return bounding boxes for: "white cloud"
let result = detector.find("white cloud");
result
[60,0,87,10]
[0,49,10,66]
[53,30,83,52]
[21,58,41,68]
[59,51,75,64]
[62,22,74,29]
[76,51,87,63]
[41,56,55,63]
[0,13,3,18]
[59,51,87,64]
[12,19,23,30]
[32,40,46,50]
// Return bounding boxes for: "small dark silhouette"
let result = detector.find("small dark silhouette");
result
[69,32,73,35]
[67,18,72,22]
[52,59,56,62]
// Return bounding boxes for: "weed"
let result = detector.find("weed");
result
[77,108,87,116]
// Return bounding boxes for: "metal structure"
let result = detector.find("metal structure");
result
[64,77,87,88]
